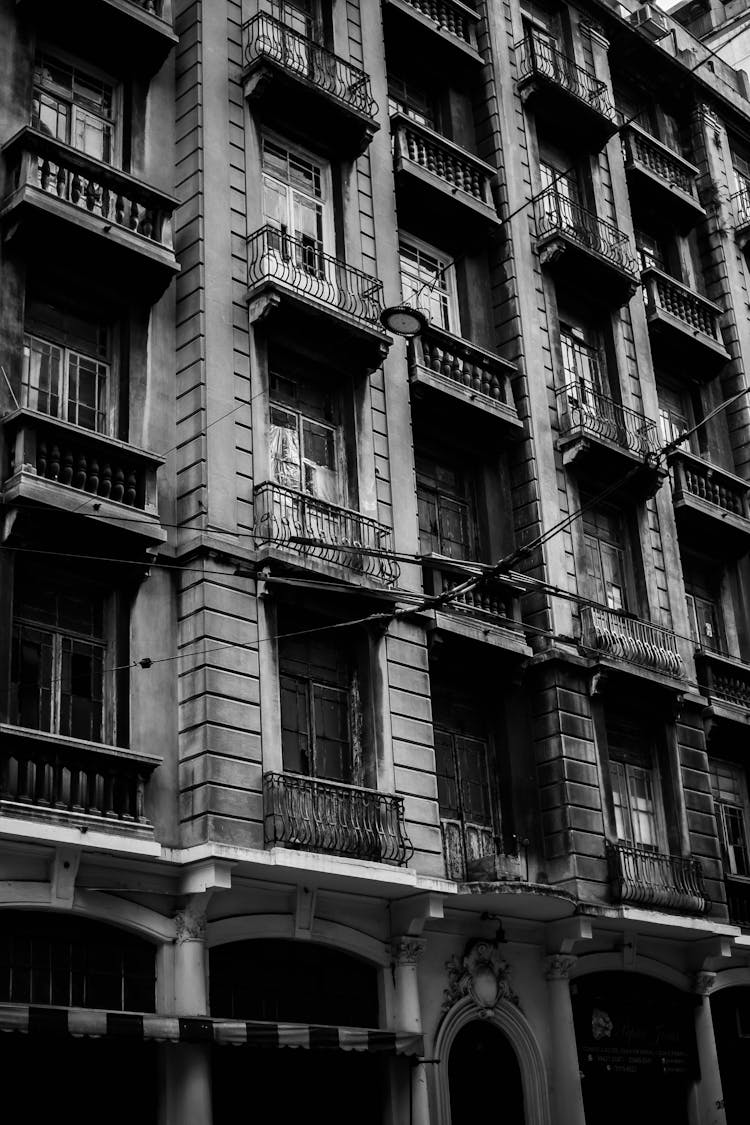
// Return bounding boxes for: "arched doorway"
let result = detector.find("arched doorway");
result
[448,1019,524,1125]
[711,984,750,1124]
[209,939,390,1125]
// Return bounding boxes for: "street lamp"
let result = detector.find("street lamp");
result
[379,304,428,338]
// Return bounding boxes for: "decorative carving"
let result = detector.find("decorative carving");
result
[544,954,577,981]
[694,971,716,996]
[392,937,427,965]
[174,900,208,944]
[442,939,518,1015]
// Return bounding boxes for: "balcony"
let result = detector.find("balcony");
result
[581,605,684,679]
[515,35,618,151]
[726,876,750,927]
[442,819,523,882]
[556,383,662,493]
[252,482,399,587]
[1,408,165,547]
[642,267,728,370]
[408,325,522,434]
[621,124,704,231]
[246,226,391,373]
[606,841,708,914]
[420,556,530,652]
[0,724,158,839]
[391,113,499,240]
[669,450,750,554]
[383,0,482,66]
[695,649,750,719]
[16,0,176,74]
[731,187,750,251]
[535,189,639,307]
[1,128,178,296]
[242,14,379,157]
[263,771,413,866]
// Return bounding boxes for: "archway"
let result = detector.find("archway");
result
[710,984,750,1125]
[448,1019,524,1125]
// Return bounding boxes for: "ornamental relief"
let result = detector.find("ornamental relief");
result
[441,938,519,1017]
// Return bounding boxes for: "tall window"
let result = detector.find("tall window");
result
[262,135,330,267]
[657,383,693,450]
[607,714,662,850]
[582,502,630,611]
[635,230,668,274]
[22,299,109,434]
[262,0,318,38]
[560,322,606,397]
[684,557,724,653]
[279,629,359,784]
[399,236,458,333]
[387,74,437,129]
[32,53,116,165]
[540,160,581,210]
[710,759,750,878]
[10,573,108,743]
[269,371,341,504]
[416,453,477,560]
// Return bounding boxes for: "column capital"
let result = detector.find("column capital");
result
[545,954,577,981]
[391,937,427,964]
[692,102,722,137]
[174,893,210,945]
[694,971,717,996]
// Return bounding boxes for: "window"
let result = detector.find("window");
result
[269,371,341,504]
[607,714,662,850]
[560,321,606,397]
[635,230,668,274]
[22,300,110,434]
[387,74,437,129]
[582,502,631,612]
[262,0,318,38]
[32,53,116,165]
[540,160,583,229]
[262,135,330,268]
[684,557,724,653]
[279,629,360,784]
[10,572,109,743]
[399,236,458,334]
[416,453,477,560]
[657,383,693,449]
[710,759,750,878]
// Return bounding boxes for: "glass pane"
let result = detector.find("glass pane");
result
[73,109,112,163]
[312,684,351,782]
[67,352,107,433]
[610,760,631,843]
[270,406,301,489]
[263,175,289,229]
[456,736,493,825]
[32,90,70,144]
[626,765,658,849]
[417,490,440,555]
[600,542,627,611]
[435,730,460,820]
[280,674,310,775]
[723,805,750,877]
[11,625,54,732]
[301,419,337,502]
[22,336,62,418]
[399,241,453,332]
[60,638,104,741]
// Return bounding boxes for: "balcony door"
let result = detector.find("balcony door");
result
[582,502,631,612]
[606,715,664,852]
[540,159,583,235]
[262,134,332,282]
[416,453,477,562]
[710,759,750,879]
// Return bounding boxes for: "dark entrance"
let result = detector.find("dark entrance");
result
[711,985,750,1125]
[448,1020,525,1125]
[572,972,697,1125]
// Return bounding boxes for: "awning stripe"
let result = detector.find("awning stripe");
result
[0,1006,422,1055]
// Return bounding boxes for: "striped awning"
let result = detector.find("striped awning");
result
[0,1005,423,1055]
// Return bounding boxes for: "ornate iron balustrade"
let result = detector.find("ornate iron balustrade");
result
[409,324,516,408]
[581,605,684,678]
[247,225,385,327]
[0,730,153,826]
[3,128,175,249]
[726,876,750,927]
[535,188,638,275]
[670,450,749,519]
[606,841,708,913]
[621,124,700,198]
[253,482,399,584]
[556,382,658,458]
[391,0,479,49]
[391,114,495,207]
[695,650,750,710]
[4,409,161,515]
[243,13,377,119]
[642,267,724,342]
[515,33,615,120]
[731,186,750,230]
[422,560,523,629]
[263,771,413,866]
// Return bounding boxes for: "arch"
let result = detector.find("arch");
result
[434,997,551,1125]
[0,885,174,943]
[569,951,692,993]
[207,912,389,965]
[709,968,750,993]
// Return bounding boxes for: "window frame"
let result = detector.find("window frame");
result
[603,713,668,853]
[261,131,334,261]
[710,758,750,879]
[398,233,460,336]
[415,451,479,562]
[581,500,634,613]
[22,331,110,436]
[32,47,121,168]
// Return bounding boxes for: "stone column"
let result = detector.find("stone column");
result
[392,938,431,1125]
[692,973,727,1125]
[544,955,586,1125]
[161,898,213,1125]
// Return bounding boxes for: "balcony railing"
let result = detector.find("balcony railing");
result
[642,267,724,345]
[581,605,684,678]
[695,649,750,711]
[242,13,377,120]
[391,114,496,210]
[515,34,615,121]
[0,728,153,828]
[3,128,176,252]
[670,450,750,520]
[535,189,638,275]
[621,124,700,200]
[389,0,480,51]
[408,324,519,424]
[253,482,399,585]
[422,559,523,630]
[557,383,658,458]
[731,186,750,231]
[726,876,750,927]
[247,226,385,328]
[263,771,413,866]
[606,841,708,913]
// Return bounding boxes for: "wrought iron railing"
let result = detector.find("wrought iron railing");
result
[263,771,413,866]
[393,0,479,49]
[726,876,750,927]
[242,13,377,118]
[730,186,750,229]
[621,124,700,199]
[253,482,399,584]
[0,732,152,826]
[4,127,175,249]
[606,841,708,913]
[391,113,495,206]
[669,450,749,520]
[409,324,516,409]
[535,188,638,275]
[642,267,724,343]
[515,33,615,120]
[581,605,684,678]
[246,225,385,327]
[695,649,750,710]
[4,409,161,515]
[556,382,658,458]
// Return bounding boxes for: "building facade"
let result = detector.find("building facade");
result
[3,0,750,1121]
